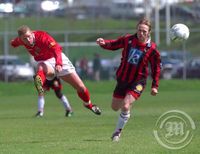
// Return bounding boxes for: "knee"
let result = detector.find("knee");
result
[77,85,86,93]
[37,63,54,77]
[111,103,120,111]
[37,63,45,71]
[121,103,131,112]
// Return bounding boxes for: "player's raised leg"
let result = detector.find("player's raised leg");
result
[60,72,101,115]
[34,62,55,95]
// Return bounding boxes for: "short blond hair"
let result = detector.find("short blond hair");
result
[137,18,151,32]
[17,25,31,36]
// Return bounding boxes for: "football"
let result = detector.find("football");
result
[170,23,190,41]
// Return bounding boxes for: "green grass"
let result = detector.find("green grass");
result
[0,80,199,154]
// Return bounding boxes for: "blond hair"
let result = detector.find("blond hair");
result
[137,18,151,32]
[17,25,31,36]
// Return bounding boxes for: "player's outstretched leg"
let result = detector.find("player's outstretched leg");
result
[60,72,102,115]
[77,88,101,115]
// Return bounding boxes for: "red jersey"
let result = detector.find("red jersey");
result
[100,34,161,88]
[11,31,63,66]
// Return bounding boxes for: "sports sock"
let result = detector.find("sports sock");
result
[77,88,90,103]
[38,95,45,113]
[36,70,46,84]
[84,101,93,109]
[60,95,72,111]
[115,111,130,132]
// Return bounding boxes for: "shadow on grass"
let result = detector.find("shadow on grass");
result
[83,139,106,142]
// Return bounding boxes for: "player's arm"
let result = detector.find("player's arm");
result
[50,43,62,66]
[51,44,63,72]
[10,37,22,48]
[43,35,63,70]
[96,35,126,51]
[149,48,161,95]
[52,44,63,73]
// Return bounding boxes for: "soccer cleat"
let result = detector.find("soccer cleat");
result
[84,104,101,115]
[65,110,73,117]
[35,111,43,117]
[111,129,122,142]
[34,75,44,95]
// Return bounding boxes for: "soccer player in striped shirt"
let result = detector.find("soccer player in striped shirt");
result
[97,18,161,141]
[10,25,101,116]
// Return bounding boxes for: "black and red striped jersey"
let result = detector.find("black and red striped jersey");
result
[100,34,161,88]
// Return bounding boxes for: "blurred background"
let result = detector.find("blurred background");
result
[0,0,200,82]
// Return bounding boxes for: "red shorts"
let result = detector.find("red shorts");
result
[113,80,146,100]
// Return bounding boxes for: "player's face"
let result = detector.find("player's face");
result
[137,24,150,43]
[20,30,35,46]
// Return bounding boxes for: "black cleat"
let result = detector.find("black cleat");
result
[35,111,43,117]
[85,104,102,115]
[111,129,122,142]
[65,110,73,117]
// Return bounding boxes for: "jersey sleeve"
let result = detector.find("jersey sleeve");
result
[149,47,161,89]
[42,34,63,66]
[100,35,127,51]
[10,37,22,48]
[49,41,63,66]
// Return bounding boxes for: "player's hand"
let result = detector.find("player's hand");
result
[55,65,62,73]
[96,38,105,45]
[151,88,158,96]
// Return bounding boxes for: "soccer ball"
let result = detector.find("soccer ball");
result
[170,23,190,41]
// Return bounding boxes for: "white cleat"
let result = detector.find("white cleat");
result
[112,135,120,142]
[35,111,43,117]
[111,130,121,142]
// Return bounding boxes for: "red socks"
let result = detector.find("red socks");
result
[77,88,93,109]
[85,103,93,109]
[77,88,91,103]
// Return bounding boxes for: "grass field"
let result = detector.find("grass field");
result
[0,80,199,154]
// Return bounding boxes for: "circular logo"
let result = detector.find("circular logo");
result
[136,84,143,92]
[153,110,196,150]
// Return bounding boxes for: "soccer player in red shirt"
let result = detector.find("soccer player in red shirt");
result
[96,18,161,141]
[10,25,101,115]
[35,76,73,117]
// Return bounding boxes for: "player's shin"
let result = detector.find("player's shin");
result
[34,70,46,95]
[60,95,72,111]
[36,70,46,84]
[112,110,130,141]
[115,111,130,131]
[77,88,90,105]
[77,88,101,115]
[35,95,45,117]
[38,95,45,112]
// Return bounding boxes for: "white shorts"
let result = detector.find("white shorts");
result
[37,53,75,80]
